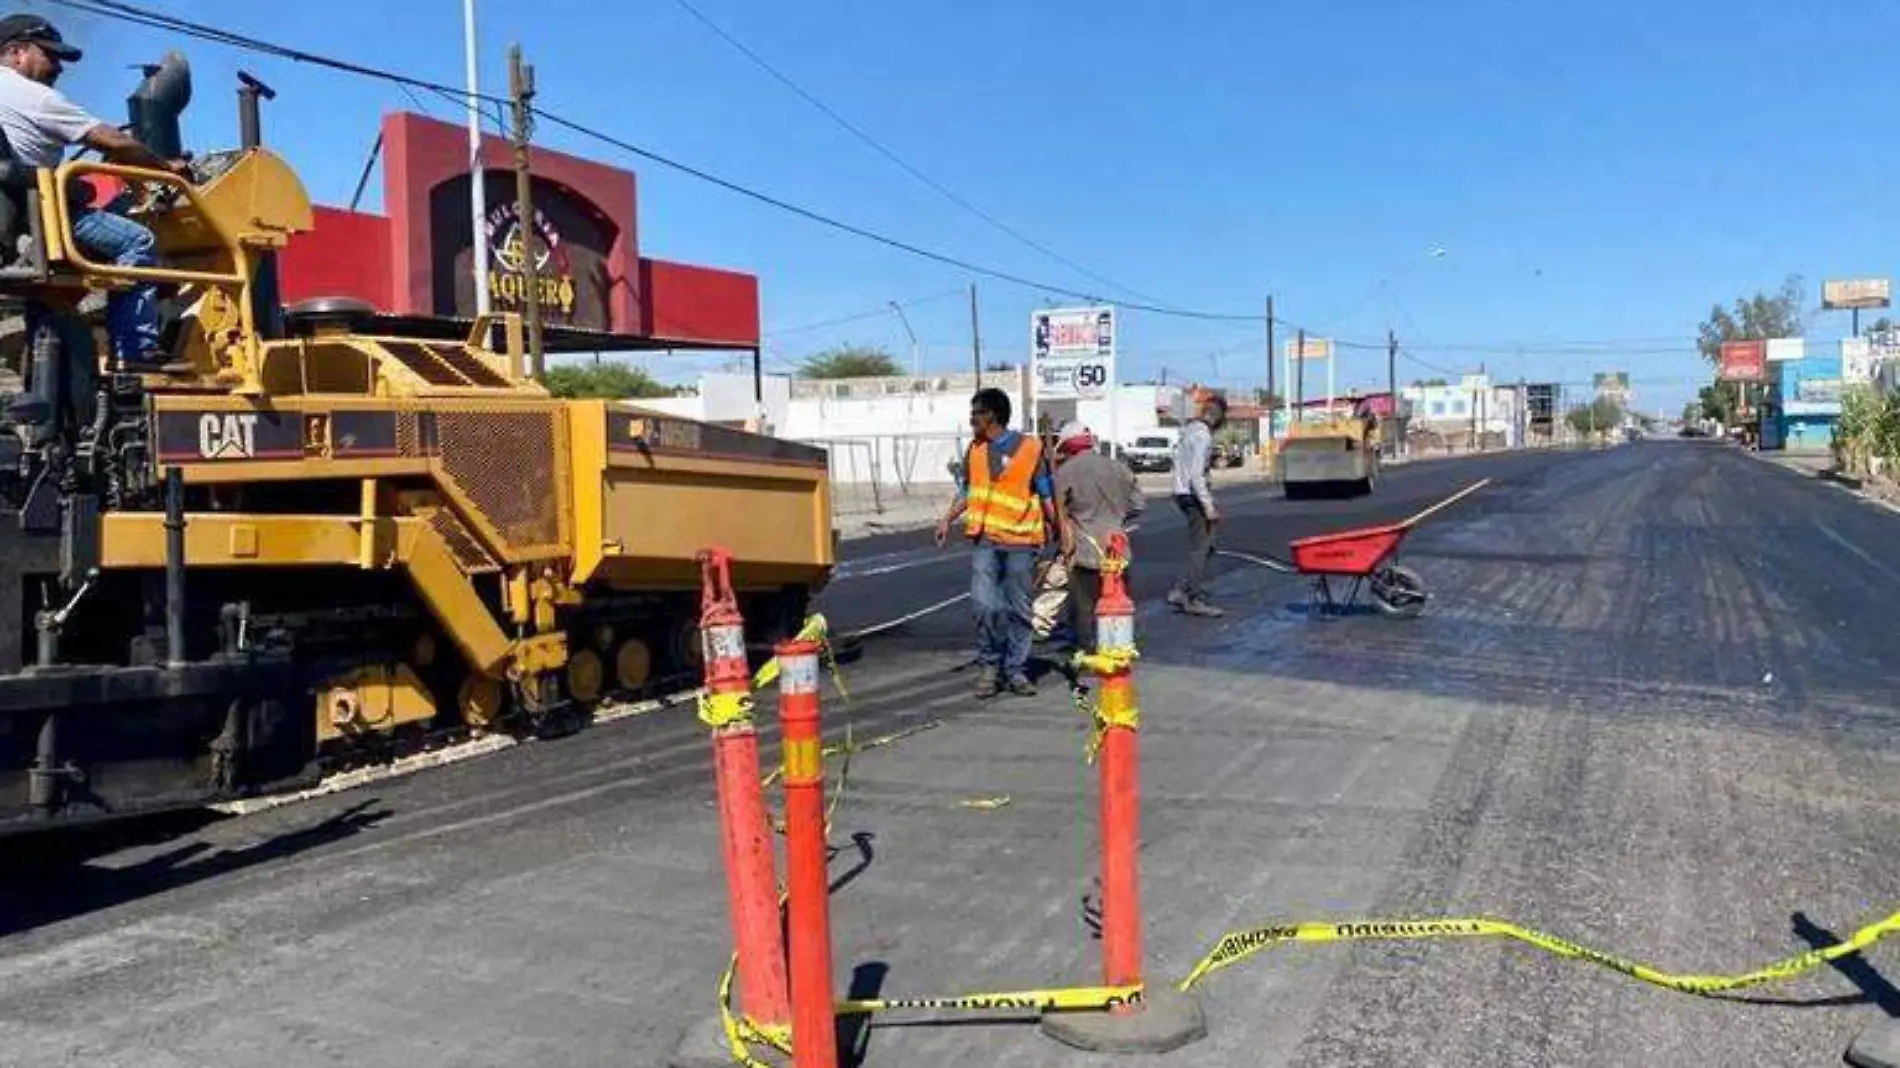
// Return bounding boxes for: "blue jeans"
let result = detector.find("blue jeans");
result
[971,545,1037,680]
[70,197,160,363]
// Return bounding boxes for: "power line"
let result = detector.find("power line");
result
[764,288,962,337]
[60,0,1719,359]
[60,0,1269,325]
[666,0,1166,308]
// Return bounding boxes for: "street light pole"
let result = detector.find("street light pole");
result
[464,0,491,316]
[889,301,921,379]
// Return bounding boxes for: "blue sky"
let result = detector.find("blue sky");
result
[45,0,1900,414]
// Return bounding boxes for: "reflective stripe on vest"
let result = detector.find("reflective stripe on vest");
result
[964,436,1047,546]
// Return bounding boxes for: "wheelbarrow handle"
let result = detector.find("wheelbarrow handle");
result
[1400,477,1492,529]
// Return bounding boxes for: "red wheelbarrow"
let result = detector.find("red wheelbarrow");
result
[1220,478,1490,618]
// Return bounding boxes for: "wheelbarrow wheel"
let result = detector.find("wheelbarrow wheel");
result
[1370,564,1427,618]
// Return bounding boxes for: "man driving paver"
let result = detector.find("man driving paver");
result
[0,13,191,373]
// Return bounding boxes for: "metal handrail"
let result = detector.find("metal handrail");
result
[51,160,245,286]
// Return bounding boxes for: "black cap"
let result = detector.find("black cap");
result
[0,15,81,61]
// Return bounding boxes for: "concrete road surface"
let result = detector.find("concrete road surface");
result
[6,441,1900,1067]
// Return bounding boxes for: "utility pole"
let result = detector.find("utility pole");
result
[1468,366,1478,450]
[508,45,545,381]
[1294,328,1306,427]
[1386,327,1397,456]
[1265,295,1276,437]
[968,283,981,382]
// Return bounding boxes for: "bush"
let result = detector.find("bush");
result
[1837,385,1900,475]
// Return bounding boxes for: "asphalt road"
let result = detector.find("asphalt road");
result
[7,442,1900,1068]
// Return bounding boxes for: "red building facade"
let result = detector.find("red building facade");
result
[279,112,759,349]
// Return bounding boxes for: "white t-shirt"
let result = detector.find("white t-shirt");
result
[0,67,100,167]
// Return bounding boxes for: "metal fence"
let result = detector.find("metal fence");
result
[805,432,970,520]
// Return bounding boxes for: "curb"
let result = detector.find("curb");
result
[1744,449,1900,516]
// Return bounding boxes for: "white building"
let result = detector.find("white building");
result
[637,371,1182,487]
[1401,374,1524,449]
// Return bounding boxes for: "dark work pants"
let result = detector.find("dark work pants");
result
[1068,564,1103,654]
[1172,495,1214,602]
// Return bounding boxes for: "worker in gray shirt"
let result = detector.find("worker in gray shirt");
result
[1052,420,1142,656]
[1168,394,1226,617]
[0,14,191,373]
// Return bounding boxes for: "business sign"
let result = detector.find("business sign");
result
[1284,337,1334,361]
[1823,278,1891,310]
[1766,337,1805,363]
[1843,337,1875,383]
[1718,341,1767,382]
[1783,350,1844,416]
[1030,306,1116,401]
[1787,377,1843,416]
[433,176,616,329]
[1795,377,1842,404]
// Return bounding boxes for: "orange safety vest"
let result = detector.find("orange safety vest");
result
[963,435,1048,547]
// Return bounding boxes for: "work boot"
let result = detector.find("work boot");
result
[1006,675,1037,697]
[1182,600,1224,618]
[972,672,1001,700]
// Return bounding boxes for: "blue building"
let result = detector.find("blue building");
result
[1773,346,1842,450]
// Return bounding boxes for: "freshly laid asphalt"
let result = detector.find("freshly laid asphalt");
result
[6,441,1900,1067]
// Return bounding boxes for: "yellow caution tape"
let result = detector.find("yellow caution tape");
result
[760,719,942,790]
[836,983,1143,1016]
[1179,908,1900,996]
[750,614,831,689]
[715,952,792,1068]
[957,795,1012,810]
[697,690,754,730]
[1071,646,1137,678]
[1070,671,1140,764]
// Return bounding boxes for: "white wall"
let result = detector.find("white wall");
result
[1076,384,1184,446]
[646,373,1187,487]
[1401,379,1523,444]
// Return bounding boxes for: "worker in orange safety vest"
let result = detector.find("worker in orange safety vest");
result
[936,387,1070,698]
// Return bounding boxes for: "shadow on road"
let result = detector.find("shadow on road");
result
[838,961,889,1068]
[1720,912,1900,1010]
[0,799,392,938]
[828,831,877,895]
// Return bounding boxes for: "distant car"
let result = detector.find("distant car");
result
[1122,431,1178,473]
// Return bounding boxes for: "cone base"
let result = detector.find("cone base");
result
[669,1015,788,1068]
[1850,1018,1900,1068]
[1038,988,1208,1054]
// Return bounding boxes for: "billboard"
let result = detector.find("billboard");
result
[1718,341,1767,382]
[1030,306,1116,402]
[1284,337,1334,361]
[1823,278,1891,310]
[1765,337,1805,363]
